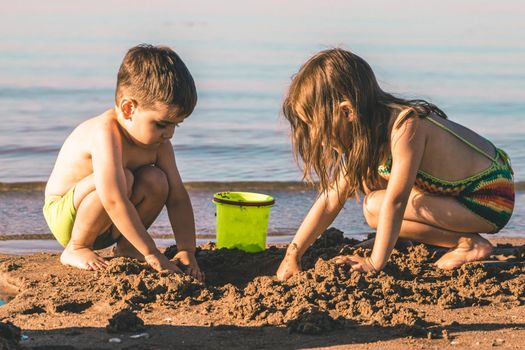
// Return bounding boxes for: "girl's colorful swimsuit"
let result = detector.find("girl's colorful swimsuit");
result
[378,116,515,232]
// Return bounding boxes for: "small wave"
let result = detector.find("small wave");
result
[0,181,316,192]
[0,182,47,192]
[0,145,60,156]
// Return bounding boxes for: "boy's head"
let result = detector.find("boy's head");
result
[115,44,197,118]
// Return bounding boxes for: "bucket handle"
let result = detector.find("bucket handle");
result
[212,198,275,207]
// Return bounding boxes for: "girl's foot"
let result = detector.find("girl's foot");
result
[435,235,494,270]
[60,244,108,270]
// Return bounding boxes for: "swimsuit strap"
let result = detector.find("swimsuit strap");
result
[426,116,498,163]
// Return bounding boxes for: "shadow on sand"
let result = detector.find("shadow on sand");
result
[10,322,525,350]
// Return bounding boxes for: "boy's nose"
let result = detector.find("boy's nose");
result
[163,126,175,139]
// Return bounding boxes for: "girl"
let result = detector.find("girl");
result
[276,48,515,280]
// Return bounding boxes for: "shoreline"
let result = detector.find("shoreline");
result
[2,180,525,192]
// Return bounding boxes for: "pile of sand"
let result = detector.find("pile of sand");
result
[1,228,524,340]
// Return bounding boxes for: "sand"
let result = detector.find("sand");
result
[1,228,524,349]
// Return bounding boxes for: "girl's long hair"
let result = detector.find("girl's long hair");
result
[282,48,447,197]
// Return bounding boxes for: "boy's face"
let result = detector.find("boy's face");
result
[123,101,185,147]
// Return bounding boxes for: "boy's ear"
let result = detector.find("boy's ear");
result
[119,98,137,119]
[339,101,357,122]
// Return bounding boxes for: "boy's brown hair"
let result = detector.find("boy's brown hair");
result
[115,44,197,117]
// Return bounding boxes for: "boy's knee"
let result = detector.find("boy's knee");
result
[135,166,168,196]
[363,191,384,229]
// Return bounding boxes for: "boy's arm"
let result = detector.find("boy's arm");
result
[91,122,160,257]
[156,141,204,281]
[156,141,196,253]
[368,117,426,270]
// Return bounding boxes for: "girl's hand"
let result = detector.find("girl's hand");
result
[173,250,205,282]
[276,256,302,281]
[276,244,302,281]
[334,255,378,273]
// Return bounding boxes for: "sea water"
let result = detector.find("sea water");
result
[0,1,524,249]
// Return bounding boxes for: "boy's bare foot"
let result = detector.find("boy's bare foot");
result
[113,238,145,261]
[435,236,494,270]
[60,244,109,270]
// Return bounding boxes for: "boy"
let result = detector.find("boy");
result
[43,44,203,281]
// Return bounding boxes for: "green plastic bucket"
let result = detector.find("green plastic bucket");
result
[212,191,275,252]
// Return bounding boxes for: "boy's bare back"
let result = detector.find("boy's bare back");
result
[47,110,118,197]
[45,108,172,199]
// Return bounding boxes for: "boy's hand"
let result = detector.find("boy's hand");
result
[276,244,302,281]
[145,252,184,274]
[173,250,205,282]
[334,255,378,273]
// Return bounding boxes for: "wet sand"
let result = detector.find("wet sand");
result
[1,228,525,349]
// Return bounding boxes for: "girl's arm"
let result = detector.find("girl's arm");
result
[289,186,346,257]
[339,116,426,271]
[370,115,426,269]
[276,171,349,280]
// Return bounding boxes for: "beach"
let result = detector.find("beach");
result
[1,229,524,349]
[2,1,525,349]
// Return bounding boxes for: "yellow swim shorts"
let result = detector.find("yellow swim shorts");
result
[42,187,116,250]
